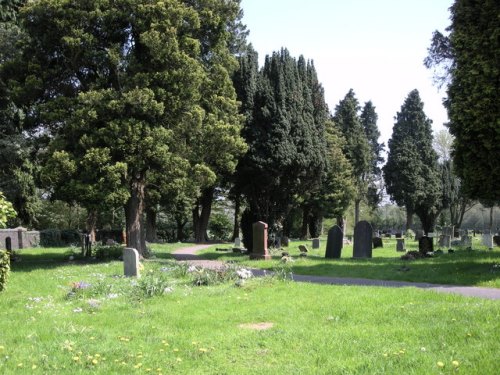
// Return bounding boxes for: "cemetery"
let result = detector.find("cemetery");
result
[0,0,499,373]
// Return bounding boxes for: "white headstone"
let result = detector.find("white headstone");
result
[234,238,241,248]
[123,247,140,277]
[482,234,494,249]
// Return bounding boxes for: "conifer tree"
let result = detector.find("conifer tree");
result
[383,90,443,233]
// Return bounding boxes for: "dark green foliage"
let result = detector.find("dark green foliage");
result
[40,229,80,247]
[235,49,328,238]
[94,244,123,261]
[383,90,443,232]
[0,250,9,292]
[425,0,499,203]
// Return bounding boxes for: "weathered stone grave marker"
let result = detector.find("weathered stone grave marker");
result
[325,225,343,259]
[438,234,451,249]
[482,234,494,249]
[418,236,434,254]
[396,238,405,252]
[415,230,424,242]
[250,221,271,260]
[353,221,373,258]
[123,247,140,277]
[312,238,320,249]
[372,237,383,249]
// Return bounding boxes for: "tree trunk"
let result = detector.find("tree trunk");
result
[354,198,361,225]
[405,207,414,231]
[125,178,147,256]
[300,205,310,240]
[176,218,187,242]
[489,206,494,232]
[86,209,98,243]
[193,187,214,243]
[232,196,241,241]
[336,216,345,232]
[145,207,157,243]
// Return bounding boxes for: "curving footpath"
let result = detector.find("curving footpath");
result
[172,245,500,300]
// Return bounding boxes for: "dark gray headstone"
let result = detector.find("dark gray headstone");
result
[250,222,271,260]
[372,237,383,249]
[418,237,433,254]
[312,238,320,249]
[395,232,402,238]
[325,225,343,259]
[461,235,472,247]
[396,238,405,252]
[493,235,500,247]
[353,221,373,258]
[281,236,289,247]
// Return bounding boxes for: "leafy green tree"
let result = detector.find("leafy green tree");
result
[0,191,16,228]
[425,0,499,203]
[383,90,443,233]
[333,90,372,225]
[10,0,236,255]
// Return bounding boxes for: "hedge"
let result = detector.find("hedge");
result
[0,250,10,292]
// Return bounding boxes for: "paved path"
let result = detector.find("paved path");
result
[172,245,500,300]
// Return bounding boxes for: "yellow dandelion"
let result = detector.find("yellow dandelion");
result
[134,363,143,369]
[137,354,143,358]
[78,351,82,355]
[92,359,98,365]
[114,359,119,363]
[0,346,4,351]
[121,361,127,365]
[73,356,80,361]
[399,350,405,354]
[452,360,460,367]
[199,348,208,353]
[159,349,164,352]
[192,341,198,345]
[176,357,182,362]
[32,364,37,370]
[94,354,101,358]
[17,363,23,367]
[90,336,95,340]
[173,348,179,352]
[437,361,445,368]
[146,368,152,372]
[382,353,388,357]
[87,355,93,360]
[157,368,162,372]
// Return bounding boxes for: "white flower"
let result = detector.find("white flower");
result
[236,269,253,279]
[73,308,83,313]
[163,287,173,294]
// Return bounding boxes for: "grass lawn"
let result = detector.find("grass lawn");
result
[197,237,500,288]
[0,245,499,374]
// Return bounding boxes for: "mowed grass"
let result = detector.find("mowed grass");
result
[0,245,499,374]
[198,237,500,288]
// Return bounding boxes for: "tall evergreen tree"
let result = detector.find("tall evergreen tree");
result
[383,90,443,233]
[425,0,499,203]
[333,90,372,224]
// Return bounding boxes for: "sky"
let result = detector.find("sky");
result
[240,0,453,145]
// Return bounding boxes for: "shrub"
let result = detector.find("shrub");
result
[209,212,232,241]
[94,244,124,260]
[0,250,10,292]
[132,273,172,299]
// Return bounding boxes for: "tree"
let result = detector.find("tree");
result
[383,90,443,233]
[333,90,372,225]
[360,100,384,210]
[0,191,16,228]
[425,0,500,203]
[9,0,247,256]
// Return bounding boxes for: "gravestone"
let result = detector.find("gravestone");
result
[482,234,494,249]
[493,235,500,247]
[443,226,454,238]
[353,221,373,258]
[299,245,309,253]
[312,238,320,249]
[396,238,405,252]
[234,237,241,248]
[438,234,451,248]
[418,236,433,254]
[325,225,343,259]
[123,248,140,277]
[461,235,472,247]
[372,237,383,249]
[395,232,402,238]
[281,236,289,247]
[415,230,424,241]
[250,222,271,260]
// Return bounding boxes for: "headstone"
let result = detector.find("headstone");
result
[443,226,454,238]
[454,230,460,238]
[299,245,309,253]
[123,247,140,277]
[461,235,472,247]
[493,235,500,247]
[281,236,289,247]
[418,236,433,254]
[234,237,241,248]
[396,238,405,252]
[372,237,383,249]
[275,237,281,248]
[438,235,451,249]
[482,234,494,249]
[415,230,424,241]
[325,225,343,259]
[353,221,373,258]
[312,238,320,249]
[250,222,271,260]
[384,233,392,238]
[395,232,402,238]
[427,232,436,238]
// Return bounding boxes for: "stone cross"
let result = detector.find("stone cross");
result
[123,247,140,277]
[312,238,320,249]
[325,225,343,259]
[353,221,373,258]
[250,221,271,260]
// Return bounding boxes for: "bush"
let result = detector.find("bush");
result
[209,212,232,241]
[0,250,10,292]
[94,244,124,260]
